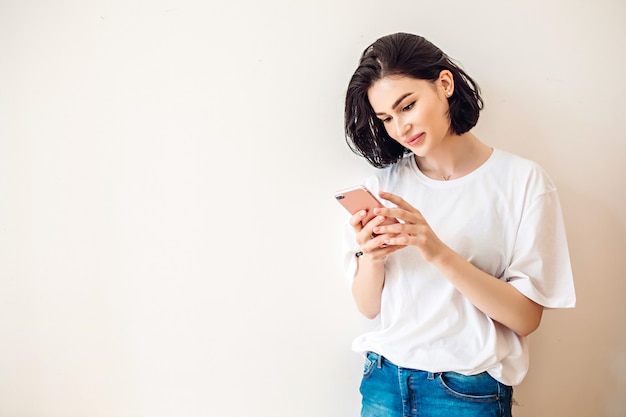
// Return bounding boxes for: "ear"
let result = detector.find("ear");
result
[437,70,454,97]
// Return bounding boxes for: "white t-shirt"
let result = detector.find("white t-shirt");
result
[342,148,576,386]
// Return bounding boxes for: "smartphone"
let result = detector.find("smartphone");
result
[334,185,398,226]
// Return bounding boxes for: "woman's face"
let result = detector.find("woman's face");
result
[367,73,453,156]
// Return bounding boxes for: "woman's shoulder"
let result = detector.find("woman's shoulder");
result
[364,153,413,192]
[490,148,557,193]
[382,154,414,177]
[491,148,538,168]
[491,148,548,172]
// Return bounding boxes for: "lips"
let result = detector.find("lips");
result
[406,132,425,147]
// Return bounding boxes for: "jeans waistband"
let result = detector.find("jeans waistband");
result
[367,351,438,380]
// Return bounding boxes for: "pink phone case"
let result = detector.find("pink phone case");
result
[334,185,398,225]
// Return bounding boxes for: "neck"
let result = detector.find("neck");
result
[416,133,483,181]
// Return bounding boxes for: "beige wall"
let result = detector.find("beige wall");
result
[1,0,624,416]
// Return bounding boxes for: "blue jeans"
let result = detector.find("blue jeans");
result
[360,352,513,417]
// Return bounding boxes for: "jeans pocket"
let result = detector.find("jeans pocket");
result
[362,352,379,379]
[436,372,500,403]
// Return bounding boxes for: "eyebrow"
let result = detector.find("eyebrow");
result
[375,92,413,116]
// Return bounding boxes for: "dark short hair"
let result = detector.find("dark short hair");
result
[344,33,483,168]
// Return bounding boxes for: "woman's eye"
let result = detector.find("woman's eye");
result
[381,117,392,123]
[402,102,415,112]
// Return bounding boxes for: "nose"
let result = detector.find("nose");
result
[393,116,410,140]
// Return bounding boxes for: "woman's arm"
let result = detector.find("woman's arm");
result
[348,210,406,319]
[351,255,386,319]
[431,248,543,336]
[375,191,543,337]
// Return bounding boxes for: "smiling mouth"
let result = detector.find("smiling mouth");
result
[406,132,425,146]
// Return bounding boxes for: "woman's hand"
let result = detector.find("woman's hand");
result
[349,208,405,262]
[371,191,451,263]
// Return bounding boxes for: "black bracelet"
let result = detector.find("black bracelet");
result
[355,251,364,258]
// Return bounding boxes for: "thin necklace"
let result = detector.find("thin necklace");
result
[418,159,454,181]
[419,138,478,181]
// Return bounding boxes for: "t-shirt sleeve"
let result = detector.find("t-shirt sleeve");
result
[503,189,576,309]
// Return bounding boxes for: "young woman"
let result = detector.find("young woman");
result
[341,33,576,417]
